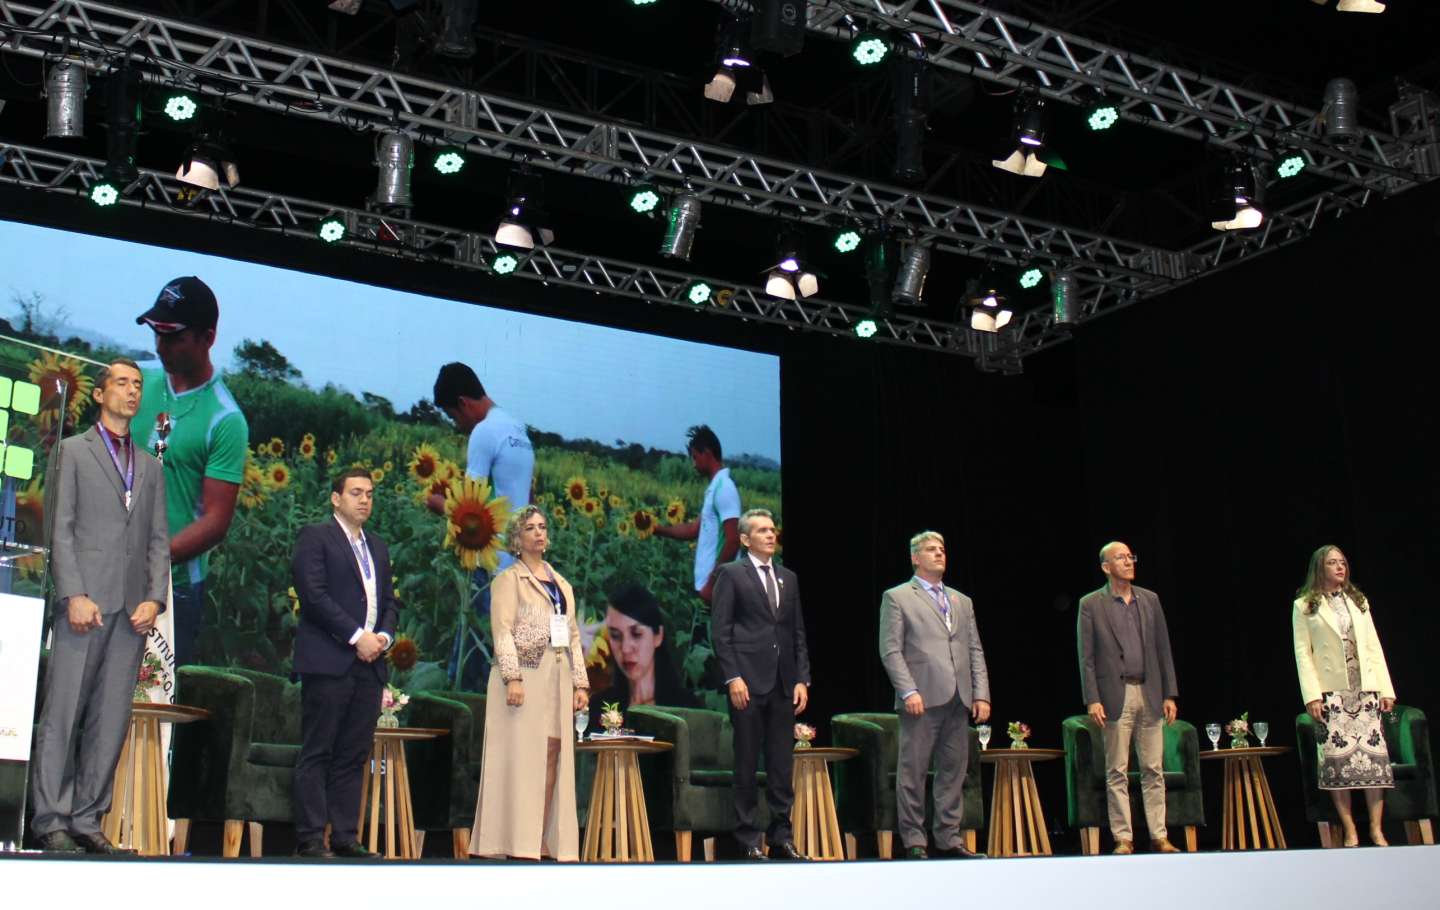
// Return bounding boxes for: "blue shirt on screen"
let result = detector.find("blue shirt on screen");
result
[694,467,741,591]
[466,406,534,570]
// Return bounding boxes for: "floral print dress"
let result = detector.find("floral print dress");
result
[1317,591,1394,790]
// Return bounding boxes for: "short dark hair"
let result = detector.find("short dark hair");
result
[686,424,722,461]
[433,362,486,410]
[96,357,142,392]
[331,467,374,495]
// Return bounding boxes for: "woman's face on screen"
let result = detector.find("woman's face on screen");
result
[605,606,662,687]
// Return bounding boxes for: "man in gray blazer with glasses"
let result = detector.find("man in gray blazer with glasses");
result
[879,530,990,859]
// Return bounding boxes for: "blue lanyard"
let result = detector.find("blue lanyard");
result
[541,567,564,613]
[96,423,135,503]
[350,535,372,579]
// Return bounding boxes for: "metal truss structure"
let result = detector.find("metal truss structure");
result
[0,140,1034,368]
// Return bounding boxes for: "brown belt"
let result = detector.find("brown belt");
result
[1122,676,1145,685]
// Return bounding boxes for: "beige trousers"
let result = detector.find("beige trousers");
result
[1102,682,1166,842]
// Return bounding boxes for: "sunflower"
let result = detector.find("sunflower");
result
[585,625,611,669]
[563,475,588,505]
[409,442,441,484]
[551,505,567,522]
[617,518,633,537]
[302,432,316,445]
[28,352,93,428]
[325,449,337,465]
[297,436,317,460]
[631,509,658,540]
[444,476,511,572]
[287,586,301,616]
[266,437,285,457]
[383,460,394,472]
[595,514,607,529]
[441,460,461,482]
[370,467,386,484]
[415,476,452,504]
[577,496,602,519]
[608,494,623,509]
[387,636,420,671]
[596,486,610,501]
[665,499,686,524]
[266,462,291,490]
[239,457,269,509]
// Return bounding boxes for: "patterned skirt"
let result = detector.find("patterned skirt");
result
[1317,689,1394,790]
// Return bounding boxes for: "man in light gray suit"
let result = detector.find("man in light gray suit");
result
[879,530,989,859]
[30,358,169,853]
[1077,541,1180,855]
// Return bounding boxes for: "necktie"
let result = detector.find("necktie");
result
[930,584,950,627]
[760,564,779,614]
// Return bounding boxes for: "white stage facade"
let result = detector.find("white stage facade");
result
[3,845,1438,909]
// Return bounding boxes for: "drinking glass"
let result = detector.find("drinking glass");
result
[1205,723,1222,750]
[977,724,992,750]
[574,709,589,743]
[1253,721,1269,747]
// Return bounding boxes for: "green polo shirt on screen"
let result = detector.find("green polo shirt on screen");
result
[133,366,249,587]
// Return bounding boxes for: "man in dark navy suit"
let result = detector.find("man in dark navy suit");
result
[710,508,811,860]
[291,467,399,858]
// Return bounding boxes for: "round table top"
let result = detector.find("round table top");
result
[1200,745,1291,760]
[372,726,448,742]
[980,747,1064,762]
[792,746,859,762]
[576,738,674,755]
[129,702,210,724]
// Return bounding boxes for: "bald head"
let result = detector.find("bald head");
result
[1099,541,1128,564]
[1099,541,1137,582]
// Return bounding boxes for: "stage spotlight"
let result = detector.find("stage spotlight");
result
[704,15,756,104]
[833,228,862,254]
[1051,271,1076,325]
[853,34,888,66]
[632,0,659,5]
[491,251,521,275]
[628,184,662,214]
[176,136,240,191]
[659,193,702,260]
[434,148,465,175]
[993,93,1050,178]
[318,215,347,243]
[765,232,820,299]
[44,60,87,139]
[1019,267,1043,290]
[89,180,119,207]
[891,242,930,307]
[1276,150,1306,179]
[684,280,713,305]
[1080,88,1118,132]
[93,63,142,204]
[1311,0,1386,11]
[967,280,1013,333]
[1323,78,1360,144]
[370,130,413,206]
[854,318,879,339]
[1210,158,1264,231]
[163,93,197,122]
[892,55,930,184]
[495,170,554,249]
[436,0,479,59]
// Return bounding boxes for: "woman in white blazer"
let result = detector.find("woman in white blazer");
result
[1292,545,1396,847]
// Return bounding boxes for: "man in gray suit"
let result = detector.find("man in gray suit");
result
[1077,541,1180,855]
[30,358,169,853]
[879,530,989,859]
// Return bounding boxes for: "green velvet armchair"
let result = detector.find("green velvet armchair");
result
[624,705,766,861]
[1061,715,1203,853]
[404,691,486,858]
[1295,704,1437,846]
[830,712,983,858]
[167,666,304,857]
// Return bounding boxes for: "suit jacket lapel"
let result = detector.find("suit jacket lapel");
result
[329,519,366,589]
[910,581,950,632]
[746,560,777,618]
[1316,594,1343,638]
[84,427,128,506]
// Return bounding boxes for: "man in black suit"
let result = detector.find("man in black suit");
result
[711,508,811,860]
[291,468,400,858]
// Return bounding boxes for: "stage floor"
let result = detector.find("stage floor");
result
[4,845,1438,909]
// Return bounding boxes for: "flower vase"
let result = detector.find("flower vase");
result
[378,711,400,729]
[795,740,812,750]
[1009,739,1029,750]
[1230,736,1249,749]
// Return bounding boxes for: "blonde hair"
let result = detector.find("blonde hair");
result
[505,504,546,555]
[909,530,944,556]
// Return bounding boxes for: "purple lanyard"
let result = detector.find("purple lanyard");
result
[96,423,135,501]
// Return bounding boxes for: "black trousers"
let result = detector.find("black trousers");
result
[730,677,795,848]
[293,662,383,844]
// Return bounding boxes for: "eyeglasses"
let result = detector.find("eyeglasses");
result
[1110,553,1137,564]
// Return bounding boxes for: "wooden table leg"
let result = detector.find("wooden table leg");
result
[818,763,842,861]
[383,743,398,858]
[1020,763,1051,856]
[1254,759,1286,849]
[394,746,416,859]
[366,740,383,855]
[598,753,616,860]
[144,718,168,856]
[628,757,653,861]
[581,755,603,861]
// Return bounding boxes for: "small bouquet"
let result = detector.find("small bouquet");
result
[1007,721,1031,749]
[1226,711,1250,749]
[378,684,409,728]
[600,701,625,735]
[793,723,817,750]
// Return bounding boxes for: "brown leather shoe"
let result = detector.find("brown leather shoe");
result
[1112,840,1134,855]
[1150,837,1180,853]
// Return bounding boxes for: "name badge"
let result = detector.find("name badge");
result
[550,613,569,648]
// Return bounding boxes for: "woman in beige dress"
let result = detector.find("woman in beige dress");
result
[470,504,590,859]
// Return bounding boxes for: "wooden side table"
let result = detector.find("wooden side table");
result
[1201,745,1290,850]
[358,726,447,859]
[790,746,857,861]
[577,738,673,862]
[101,702,209,856]
[981,747,1064,857]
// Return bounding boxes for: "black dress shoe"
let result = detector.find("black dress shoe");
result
[294,840,336,858]
[71,832,135,855]
[743,846,770,861]
[330,841,378,859]
[35,831,84,853]
[904,845,928,860]
[770,841,809,861]
[933,843,986,859]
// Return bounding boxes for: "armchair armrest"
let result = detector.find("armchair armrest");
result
[168,666,255,820]
[628,706,690,779]
[405,692,476,830]
[831,714,891,832]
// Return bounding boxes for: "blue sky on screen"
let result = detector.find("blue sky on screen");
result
[0,219,780,462]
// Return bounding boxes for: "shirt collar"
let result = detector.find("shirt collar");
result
[333,512,366,544]
[747,550,773,571]
[914,575,945,595]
